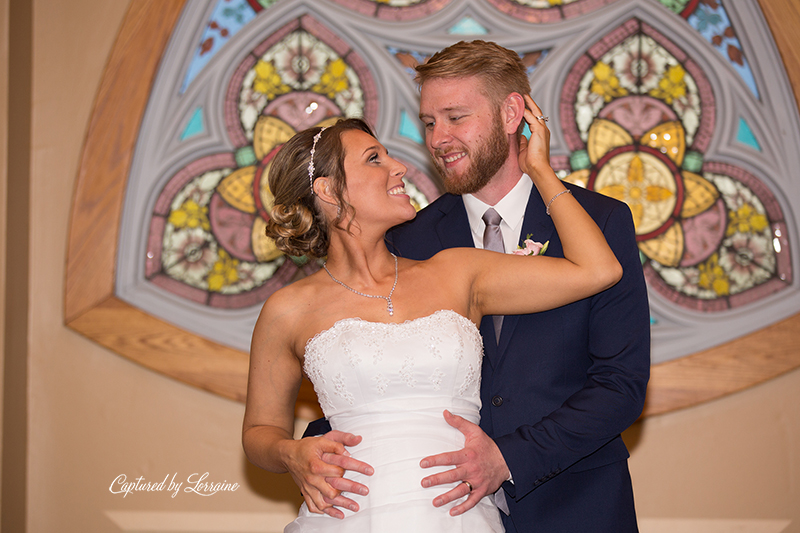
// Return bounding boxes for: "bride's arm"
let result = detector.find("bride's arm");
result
[243,291,367,517]
[456,96,622,322]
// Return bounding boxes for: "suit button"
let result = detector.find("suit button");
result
[491,395,503,407]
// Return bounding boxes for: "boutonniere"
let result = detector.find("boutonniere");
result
[512,235,549,256]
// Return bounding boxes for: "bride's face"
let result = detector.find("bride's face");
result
[340,129,416,229]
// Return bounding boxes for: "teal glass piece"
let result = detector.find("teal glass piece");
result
[683,150,704,173]
[448,16,488,35]
[235,145,257,168]
[399,109,423,144]
[736,117,761,151]
[569,149,591,170]
[180,107,205,140]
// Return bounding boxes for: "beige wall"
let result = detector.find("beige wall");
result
[26,1,300,532]
[5,0,799,531]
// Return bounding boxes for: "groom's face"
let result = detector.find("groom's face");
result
[419,76,510,196]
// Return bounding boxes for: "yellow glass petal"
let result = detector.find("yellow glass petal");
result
[252,60,290,99]
[168,208,188,228]
[252,217,284,262]
[217,166,257,214]
[681,171,719,218]
[667,63,686,84]
[587,119,633,163]
[259,159,275,216]
[313,58,351,99]
[590,62,628,102]
[628,154,644,183]
[563,169,590,188]
[629,202,644,230]
[638,223,684,267]
[597,184,628,203]
[640,121,685,165]
[645,185,674,202]
[253,116,296,161]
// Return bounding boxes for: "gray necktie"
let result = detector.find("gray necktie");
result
[482,208,504,342]
[482,213,512,514]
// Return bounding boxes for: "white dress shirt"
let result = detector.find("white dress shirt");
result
[462,174,533,253]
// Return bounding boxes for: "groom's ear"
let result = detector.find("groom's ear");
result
[502,92,525,134]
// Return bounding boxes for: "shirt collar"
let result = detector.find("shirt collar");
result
[463,174,533,250]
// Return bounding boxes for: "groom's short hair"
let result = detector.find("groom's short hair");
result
[414,40,531,108]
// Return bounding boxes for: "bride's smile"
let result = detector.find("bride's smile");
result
[339,129,416,230]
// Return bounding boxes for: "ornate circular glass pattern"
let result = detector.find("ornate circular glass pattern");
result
[147,20,436,309]
[560,18,790,309]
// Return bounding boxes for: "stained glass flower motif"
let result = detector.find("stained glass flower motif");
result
[146,18,434,309]
[560,19,791,310]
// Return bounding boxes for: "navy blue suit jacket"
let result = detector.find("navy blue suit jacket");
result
[383,182,651,532]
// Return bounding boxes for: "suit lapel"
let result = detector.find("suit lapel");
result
[435,197,475,250]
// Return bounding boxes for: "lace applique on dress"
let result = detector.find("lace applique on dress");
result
[373,373,389,395]
[303,310,484,418]
[400,355,416,388]
[430,368,444,390]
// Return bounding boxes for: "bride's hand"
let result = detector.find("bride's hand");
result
[283,431,373,518]
[318,430,376,518]
[518,94,551,179]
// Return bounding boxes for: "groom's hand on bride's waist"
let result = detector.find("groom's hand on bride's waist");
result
[419,410,510,517]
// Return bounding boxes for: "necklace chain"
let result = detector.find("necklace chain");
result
[323,253,398,316]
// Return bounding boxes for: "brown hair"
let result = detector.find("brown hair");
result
[415,40,531,110]
[265,118,374,258]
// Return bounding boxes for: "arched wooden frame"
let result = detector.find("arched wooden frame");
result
[65,0,800,417]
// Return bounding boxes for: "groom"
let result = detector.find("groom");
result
[305,40,650,532]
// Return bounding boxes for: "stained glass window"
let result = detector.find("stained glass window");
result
[116,0,798,363]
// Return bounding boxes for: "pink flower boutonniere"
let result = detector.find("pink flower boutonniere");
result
[513,235,549,256]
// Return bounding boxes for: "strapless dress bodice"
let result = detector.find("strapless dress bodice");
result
[284,310,503,532]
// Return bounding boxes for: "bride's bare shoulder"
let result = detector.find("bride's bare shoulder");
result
[254,273,325,339]
[427,247,487,266]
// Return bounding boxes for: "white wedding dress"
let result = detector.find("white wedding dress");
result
[285,310,503,532]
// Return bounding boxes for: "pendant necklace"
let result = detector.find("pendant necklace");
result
[323,253,398,316]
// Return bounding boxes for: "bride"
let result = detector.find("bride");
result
[242,100,622,531]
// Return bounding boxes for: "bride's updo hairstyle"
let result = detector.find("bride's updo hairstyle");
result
[266,118,374,258]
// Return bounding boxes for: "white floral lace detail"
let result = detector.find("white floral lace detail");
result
[373,373,389,395]
[302,310,484,415]
[430,368,444,390]
[400,355,416,388]
[333,372,354,405]
[458,363,476,397]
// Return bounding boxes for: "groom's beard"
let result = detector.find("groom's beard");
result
[432,111,509,196]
